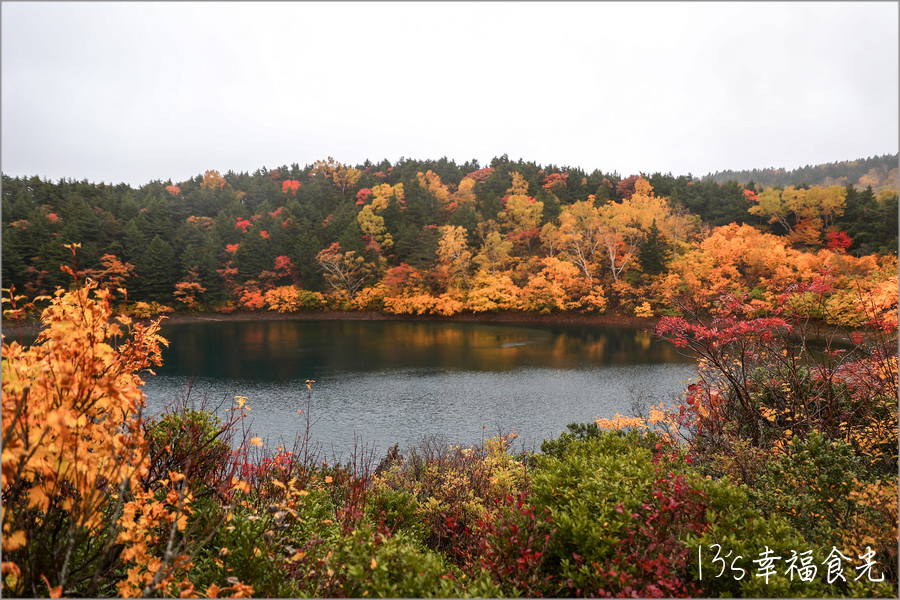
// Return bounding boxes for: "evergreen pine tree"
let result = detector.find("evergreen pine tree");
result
[638,219,672,276]
[136,235,177,302]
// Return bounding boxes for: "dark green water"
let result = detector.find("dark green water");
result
[142,319,696,458]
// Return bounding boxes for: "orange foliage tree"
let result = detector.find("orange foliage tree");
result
[519,257,589,313]
[79,253,135,294]
[201,170,227,190]
[173,267,207,309]
[1,280,202,597]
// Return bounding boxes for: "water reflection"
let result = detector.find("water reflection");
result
[142,319,696,456]
[155,320,692,381]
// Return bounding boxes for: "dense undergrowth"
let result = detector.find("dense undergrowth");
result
[1,260,897,597]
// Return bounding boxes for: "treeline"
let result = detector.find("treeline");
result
[702,152,898,190]
[1,155,897,317]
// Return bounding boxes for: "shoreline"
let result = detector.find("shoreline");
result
[162,309,658,328]
[2,309,658,339]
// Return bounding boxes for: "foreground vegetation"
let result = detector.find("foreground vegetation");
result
[2,243,896,598]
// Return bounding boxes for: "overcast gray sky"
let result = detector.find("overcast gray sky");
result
[2,1,898,187]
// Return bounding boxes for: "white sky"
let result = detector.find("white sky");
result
[2,1,898,186]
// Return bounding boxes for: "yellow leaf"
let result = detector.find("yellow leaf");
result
[28,486,50,512]
[2,530,26,551]
[231,478,251,494]
[324,475,333,484]
[370,558,377,570]
[250,437,263,448]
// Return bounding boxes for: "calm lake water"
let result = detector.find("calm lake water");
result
[142,319,697,460]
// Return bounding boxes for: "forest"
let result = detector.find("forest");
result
[703,153,898,189]
[2,154,897,323]
[1,154,898,598]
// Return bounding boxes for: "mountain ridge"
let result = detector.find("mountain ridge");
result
[701,153,898,190]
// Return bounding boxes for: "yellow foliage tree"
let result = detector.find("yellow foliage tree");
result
[467,271,521,313]
[417,170,452,212]
[474,231,514,275]
[519,257,589,313]
[0,280,205,597]
[437,225,473,290]
[498,172,543,251]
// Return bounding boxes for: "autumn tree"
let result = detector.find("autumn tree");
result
[519,257,589,313]
[450,177,477,212]
[474,230,514,275]
[310,157,361,194]
[332,164,362,195]
[589,178,692,281]
[200,169,227,190]
[356,184,403,253]
[316,243,373,298]
[544,199,605,283]
[498,172,543,251]
[80,253,135,292]
[749,185,846,247]
[173,267,207,308]
[417,170,453,213]
[437,225,473,290]
[467,270,521,312]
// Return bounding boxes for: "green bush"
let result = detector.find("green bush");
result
[530,429,828,597]
[530,431,686,595]
[752,431,861,547]
[538,422,663,459]
[302,525,462,598]
[144,408,232,494]
[689,475,826,598]
[365,486,425,541]
[190,504,300,598]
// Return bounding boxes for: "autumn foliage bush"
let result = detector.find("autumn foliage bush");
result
[1,279,191,596]
[1,279,256,598]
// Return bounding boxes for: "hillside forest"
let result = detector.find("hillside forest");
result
[1,154,897,323]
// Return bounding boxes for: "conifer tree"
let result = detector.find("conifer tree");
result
[638,219,672,276]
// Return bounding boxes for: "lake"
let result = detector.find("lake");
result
[142,319,697,460]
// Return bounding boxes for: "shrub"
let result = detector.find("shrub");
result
[0,279,200,597]
[473,491,555,597]
[190,503,299,598]
[294,525,460,598]
[144,408,234,497]
[752,431,861,548]
[530,429,823,598]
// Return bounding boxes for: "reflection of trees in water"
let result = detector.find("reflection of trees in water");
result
[161,320,691,380]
